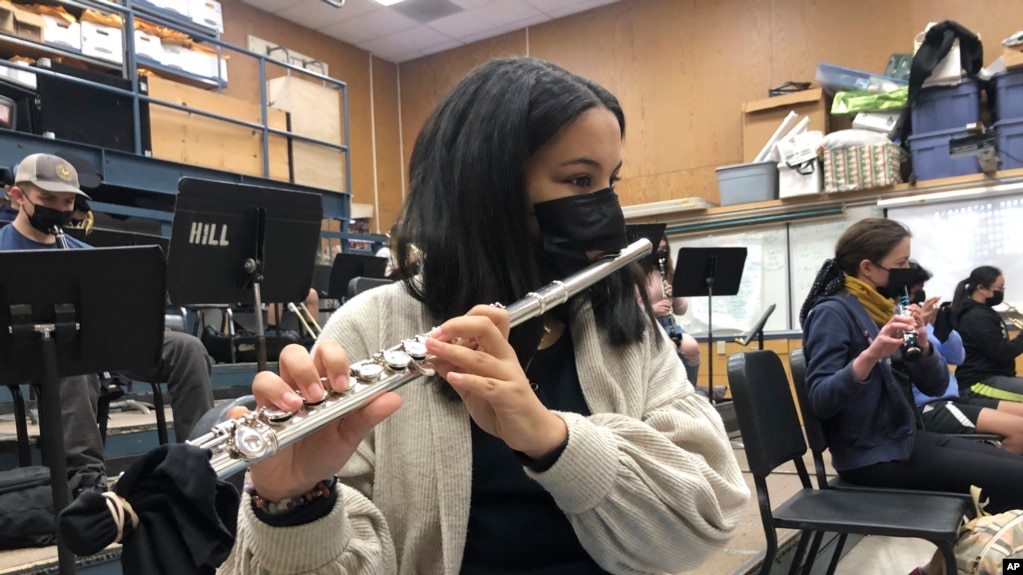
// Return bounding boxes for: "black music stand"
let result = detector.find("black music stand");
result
[327,252,389,302]
[674,247,747,404]
[0,246,165,575]
[735,303,777,349]
[166,178,323,372]
[626,223,667,269]
[64,227,170,254]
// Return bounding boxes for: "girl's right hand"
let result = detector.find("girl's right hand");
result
[243,342,403,503]
[652,299,672,316]
[866,313,918,361]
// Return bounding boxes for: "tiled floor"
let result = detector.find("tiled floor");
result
[0,409,937,575]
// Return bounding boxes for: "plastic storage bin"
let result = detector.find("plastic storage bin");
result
[815,62,907,93]
[911,78,981,134]
[716,162,779,206]
[907,127,980,180]
[995,118,1023,170]
[991,70,1023,122]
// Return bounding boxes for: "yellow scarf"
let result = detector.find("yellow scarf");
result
[844,275,894,327]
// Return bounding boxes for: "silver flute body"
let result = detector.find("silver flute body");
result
[190,238,653,479]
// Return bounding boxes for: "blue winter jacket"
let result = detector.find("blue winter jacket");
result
[802,292,949,471]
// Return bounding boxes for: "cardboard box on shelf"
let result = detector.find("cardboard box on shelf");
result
[1006,42,1023,70]
[133,29,164,62]
[40,14,81,52]
[0,1,16,35]
[81,20,122,64]
[742,88,829,163]
[12,9,42,43]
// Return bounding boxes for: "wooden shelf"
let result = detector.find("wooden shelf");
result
[628,167,1023,226]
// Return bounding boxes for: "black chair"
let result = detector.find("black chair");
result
[727,350,965,575]
[347,277,393,299]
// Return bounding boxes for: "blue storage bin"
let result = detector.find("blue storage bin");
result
[991,70,1023,122]
[911,78,982,134]
[907,127,981,180]
[716,162,778,206]
[995,118,1023,170]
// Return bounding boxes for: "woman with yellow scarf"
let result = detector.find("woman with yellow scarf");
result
[800,218,1023,521]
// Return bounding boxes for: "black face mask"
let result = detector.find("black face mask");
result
[910,289,926,305]
[874,264,916,300]
[25,199,72,235]
[533,187,627,277]
[986,289,1005,307]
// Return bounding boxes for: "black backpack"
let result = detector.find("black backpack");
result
[0,466,56,549]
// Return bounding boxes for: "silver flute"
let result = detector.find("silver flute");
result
[190,238,653,479]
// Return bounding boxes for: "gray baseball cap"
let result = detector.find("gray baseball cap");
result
[14,153,91,198]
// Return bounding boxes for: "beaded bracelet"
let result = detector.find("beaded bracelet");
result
[245,476,338,516]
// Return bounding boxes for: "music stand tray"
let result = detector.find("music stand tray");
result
[673,247,748,403]
[0,246,165,574]
[327,252,388,301]
[166,178,323,370]
[736,303,777,348]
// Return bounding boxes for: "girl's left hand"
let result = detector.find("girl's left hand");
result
[425,305,567,459]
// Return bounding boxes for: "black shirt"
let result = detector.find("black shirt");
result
[956,298,1023,387]
[460,331,612,575]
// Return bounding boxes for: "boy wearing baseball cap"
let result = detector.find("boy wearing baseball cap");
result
[0,153,91,249]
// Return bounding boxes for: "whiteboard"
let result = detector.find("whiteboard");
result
[888,196,1023,304]
[787,205,881,327]
[670,226,789,334]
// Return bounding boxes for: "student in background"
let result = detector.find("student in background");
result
[952,265,1023,403]
[643,235,701,385]
[801,217,1023,517]
[909,262,1023,454]
[220,56,748,575]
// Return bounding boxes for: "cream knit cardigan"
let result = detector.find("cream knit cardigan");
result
[219,282,749,575]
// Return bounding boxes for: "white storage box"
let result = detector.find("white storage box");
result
[159,42,192,72]
[776,131,823,198]
[137,0,189,18]
[852,111,903,135]
[134,29,164,62]
[190,49,227,83]
[0,62,36,89]
[41,14,81,52]
[187,0,222,33]
[81,20,123,64]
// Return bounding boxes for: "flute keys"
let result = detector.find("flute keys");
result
[402,339,427,360]
[233,423,279,460]
[262,407,294,426]
[382,349,412,371]
[351,361,384,382]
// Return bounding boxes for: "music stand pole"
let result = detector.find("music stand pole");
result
[705,260,717,404]
[37,331,75,575]
[244,257,267,373]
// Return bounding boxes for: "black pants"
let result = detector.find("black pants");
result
[839,430,1023,513]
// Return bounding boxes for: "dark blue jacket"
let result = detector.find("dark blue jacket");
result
[802,292,949,471]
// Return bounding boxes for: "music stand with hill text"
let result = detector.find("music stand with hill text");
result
[673,247,747,403]
[0,246,166,575]
[166,178,323,371]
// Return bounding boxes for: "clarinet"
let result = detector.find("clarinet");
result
[658,256,683,345]
[52,225,70,250]
[190,238,654,478]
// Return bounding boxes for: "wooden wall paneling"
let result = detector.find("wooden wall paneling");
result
[268,76,345,194]
[147,75,290,180]
[397,31,527,175]
[217,0,374,207]
[529,0,773,207]
[768,0,916,89]
[696,336,793,397]
[614,166,719,204]
[371,56,403,234]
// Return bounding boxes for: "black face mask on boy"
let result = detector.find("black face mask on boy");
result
[533,187,627,277]
[24,199,72,235]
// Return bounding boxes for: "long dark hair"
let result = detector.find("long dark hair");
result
[799,218,910,325]
[392,57,654,371]
[951,265,1002,315]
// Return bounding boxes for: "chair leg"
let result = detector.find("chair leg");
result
[9,385,32,467]
[938,541,956,575]
[788,531,812,575]
[149,382,169,445]
[800,531,824,575]
[824,533,849,575]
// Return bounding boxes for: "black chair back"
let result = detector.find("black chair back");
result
[348,277,393,299]
[727,350,808,480]
[789,348,833,489]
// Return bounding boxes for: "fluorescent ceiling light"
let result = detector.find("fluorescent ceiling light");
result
[373,0,405,5]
